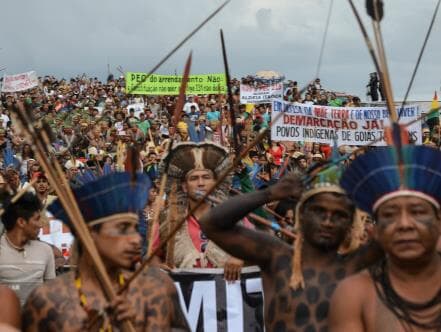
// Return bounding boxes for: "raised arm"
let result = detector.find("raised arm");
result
[200,174,303,270]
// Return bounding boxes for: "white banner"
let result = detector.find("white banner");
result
[240,83,283,104]
[271,101,422,146]
[171,267,264,332]
[39,217,74,257]
[1,71,39,93]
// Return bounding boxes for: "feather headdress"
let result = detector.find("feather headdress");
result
[291,163,349,290]
[340,145,441,214]
[160,142,231,181]
[48,172,151,230]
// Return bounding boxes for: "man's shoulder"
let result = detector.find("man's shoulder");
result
[23,272,78,331]
[30,271,73,293]
[137,266,175,290]
[26,272,74,307]
[334,269,373,298]
[30,240,54,254]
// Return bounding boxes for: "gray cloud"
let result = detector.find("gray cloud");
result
[1,0,441,100]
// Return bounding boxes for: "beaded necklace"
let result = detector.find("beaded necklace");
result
[74,271,125,332]
[4,233,27,258]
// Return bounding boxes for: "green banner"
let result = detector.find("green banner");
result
[125,73,227,95]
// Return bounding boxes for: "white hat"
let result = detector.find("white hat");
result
[88,147,98,155]
[64,159,84,170]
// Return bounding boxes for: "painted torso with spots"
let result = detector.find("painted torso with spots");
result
[261,248,359,332]
[22,267,189,331]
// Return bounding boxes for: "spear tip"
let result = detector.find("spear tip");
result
[366,0,384,21]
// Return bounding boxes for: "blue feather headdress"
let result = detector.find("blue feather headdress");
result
[47,172,151,230]
[340,145,441,214]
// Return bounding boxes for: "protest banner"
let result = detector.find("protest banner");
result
[1,71,39,93]
[171,267,264,332]
[271,101,422,146]
[240,82,283,104]
[125,73,226,95]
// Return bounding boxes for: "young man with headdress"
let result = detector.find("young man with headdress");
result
[199,166,381,331]
[154,142,246,281]
[330,145,441,331]
[22,172,190,331]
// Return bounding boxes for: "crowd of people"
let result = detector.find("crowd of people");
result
[0,73,439,331]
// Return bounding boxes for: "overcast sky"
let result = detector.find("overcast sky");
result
[2,0,441,101]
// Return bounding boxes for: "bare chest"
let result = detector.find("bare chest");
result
[38,286,149,331]
[364,289,441,332]
[262,256,350,331]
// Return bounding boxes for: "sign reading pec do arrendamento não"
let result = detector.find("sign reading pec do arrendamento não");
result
[125,72,227,95]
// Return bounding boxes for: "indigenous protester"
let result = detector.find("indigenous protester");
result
[0,193,55,306]
[200,166,381,331]
[330,145,441,331]
[153,142,246,281]
[23,172,190,331]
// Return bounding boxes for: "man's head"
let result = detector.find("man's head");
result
[182,169,216,201]
[297,156,308,169]
[341,145,441,264]
[47,172,151,269]
[0,173,9,195]
[5,168,20,191]
[423,128,431,141]
[2,192,42,240]
[33,173,50,195]
[161,142,230,202]
[64,160,84,179]
[90,219,141,269]
[147,151,157,164]
[249,151,259,164]
[300,192,354,251]
[290,164,352,290]
[374,195,440,262]
[148,186,158,204]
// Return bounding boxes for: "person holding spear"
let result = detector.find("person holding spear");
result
[152,142,246,281]
[22,172,189,331]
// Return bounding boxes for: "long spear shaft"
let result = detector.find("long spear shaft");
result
[220,29,239,152]
[398,0,441,119]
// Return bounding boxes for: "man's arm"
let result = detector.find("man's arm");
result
[44,245,56,280]
[329,274,367,332]
[200,174,303,270]
[0,287,20,330]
